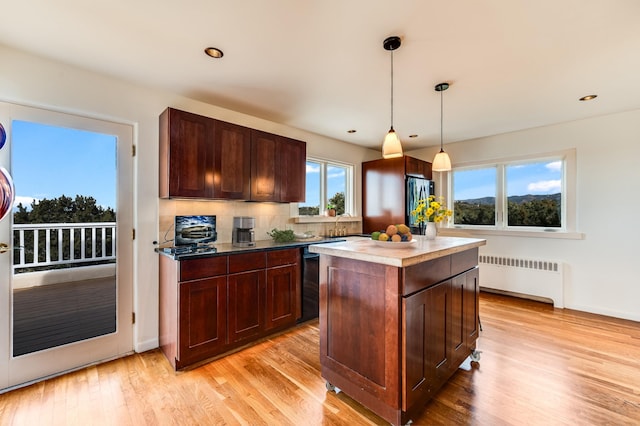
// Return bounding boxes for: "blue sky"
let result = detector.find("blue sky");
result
[454,161,562,200]
[12,120,117,210]
[301,161,345,208]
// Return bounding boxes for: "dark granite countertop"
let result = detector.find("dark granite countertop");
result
[156,237,345,260]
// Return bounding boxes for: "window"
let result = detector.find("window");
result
[298,158,353,216]
[451,151,573,232]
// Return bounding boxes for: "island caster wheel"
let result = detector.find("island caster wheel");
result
[325,381,341,394]
[470,349,482,362]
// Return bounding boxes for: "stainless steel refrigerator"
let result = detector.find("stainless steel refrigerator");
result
[406,177,434,234]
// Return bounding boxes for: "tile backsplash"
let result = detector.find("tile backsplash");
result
[159,199,361,246]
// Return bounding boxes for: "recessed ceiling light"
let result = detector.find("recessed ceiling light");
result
[347,129,357,134]
[409,134,418,138]
[204,47,224,58]
[579,94,597,101]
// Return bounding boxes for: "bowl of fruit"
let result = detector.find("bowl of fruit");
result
[370,224,417,248]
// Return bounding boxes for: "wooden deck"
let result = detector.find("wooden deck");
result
[12,276,116,356]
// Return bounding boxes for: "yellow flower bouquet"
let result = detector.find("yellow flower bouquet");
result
[412,195,453,224]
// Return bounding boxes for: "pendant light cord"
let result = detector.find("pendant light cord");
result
[439,86,444,151]
[390,49,394,129]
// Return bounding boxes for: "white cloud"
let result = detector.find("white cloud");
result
[527,180,561,193]
[306,163,320,173]
[13,196,39,208]
[546,161,562,172]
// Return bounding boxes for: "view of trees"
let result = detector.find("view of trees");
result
[454,200,495,225]
[455,194,561,227]
[13,195,116,272]
[14,195,115,224]
[299,191,345,216]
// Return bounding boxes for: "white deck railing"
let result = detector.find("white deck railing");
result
[13,222,116,272]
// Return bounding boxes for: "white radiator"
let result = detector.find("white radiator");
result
[479,254,564,308]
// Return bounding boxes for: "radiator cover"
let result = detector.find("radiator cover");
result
[479,254,564,308]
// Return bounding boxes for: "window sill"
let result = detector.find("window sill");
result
[438,227,584,240]
[292,215,362,224]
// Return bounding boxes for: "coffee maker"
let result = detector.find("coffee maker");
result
[232,216,256,247]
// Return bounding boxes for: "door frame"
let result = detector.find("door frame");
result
[0,102,134,391]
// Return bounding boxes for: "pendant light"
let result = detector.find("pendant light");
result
[432,82,452,172]
[382,36,403,159]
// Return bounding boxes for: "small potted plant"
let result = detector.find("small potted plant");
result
[326,203,336,217]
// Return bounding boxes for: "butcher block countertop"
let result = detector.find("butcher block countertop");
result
[309,235,486,268]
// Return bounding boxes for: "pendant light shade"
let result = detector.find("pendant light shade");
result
[432,149,452,171]
[382,36,403,159]
[432,82,452,172]
[382,128,402,159]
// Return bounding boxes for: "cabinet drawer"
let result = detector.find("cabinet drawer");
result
[403,255,451,296]
[180,256,228,281]
[267,248,299,267]
[229,252,266,274]
[451,248,478,276]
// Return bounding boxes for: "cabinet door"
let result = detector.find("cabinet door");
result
[405,156,432,179]
[250,130,279,201]
[213,120,252,199]
[251,130,306,202]
[228,270,265,343]
[178,276,227,363]
[450,268,480,368]
[278,136,306,202]
[362,157,406,233]
[450,274,467,367]
[265,264,298,330]
[464,267,480,346]
[402,280,450,410]
[160,108,215,198]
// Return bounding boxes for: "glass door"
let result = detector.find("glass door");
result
[0,103,133,390]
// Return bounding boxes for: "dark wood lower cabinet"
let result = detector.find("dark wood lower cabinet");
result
[450,267,480,368]
[159,248,300,370]
[403,280,450,410]
[179,276,227,366]
[265,264,298,330]
[319,248,480,425]
[228,270,265,344]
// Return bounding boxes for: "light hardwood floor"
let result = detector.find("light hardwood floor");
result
[1,292,639,425]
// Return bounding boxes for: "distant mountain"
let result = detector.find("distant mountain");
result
[455,196,494,205]
[507,193,561,204]
[456,193,560,205]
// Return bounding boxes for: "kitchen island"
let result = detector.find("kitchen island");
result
[309,236,486,425]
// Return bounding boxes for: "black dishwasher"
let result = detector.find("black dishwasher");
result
[299,245,320,322]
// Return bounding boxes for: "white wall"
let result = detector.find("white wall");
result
[409,110,640,321]
[0,45,379,353]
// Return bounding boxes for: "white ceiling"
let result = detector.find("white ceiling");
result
[1,0,639,151]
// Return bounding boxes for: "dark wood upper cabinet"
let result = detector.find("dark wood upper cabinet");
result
[251,130,279,202]
[251,130,306,202]
[362,155,432,233]
[278,136,306,202]
[160,108,215,198]
[213,120,252,200]
[160,108,306,202]
[404,156,432,178]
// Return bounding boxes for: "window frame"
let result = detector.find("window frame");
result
[442,149,581,239]
[297,156,354,217]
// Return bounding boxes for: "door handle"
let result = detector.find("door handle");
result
[0,242,9,254]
